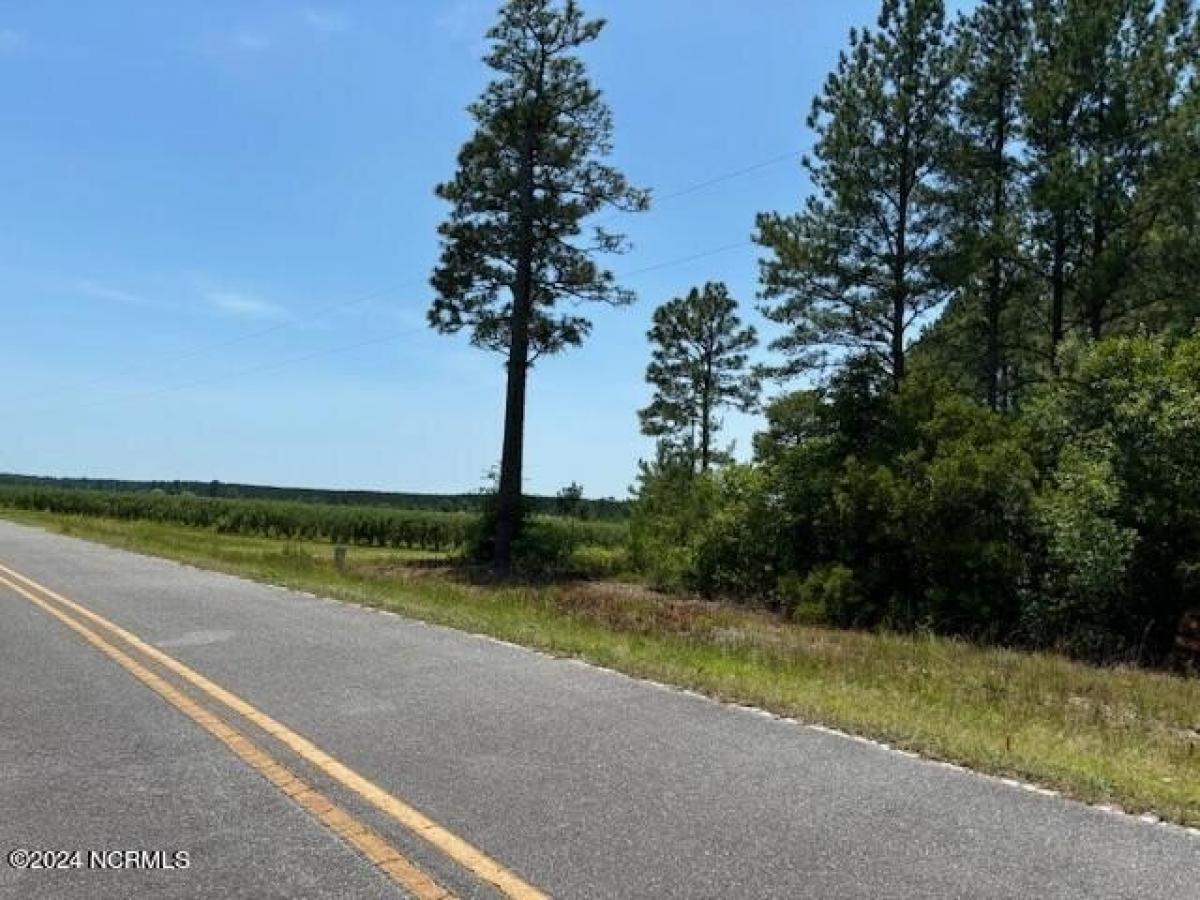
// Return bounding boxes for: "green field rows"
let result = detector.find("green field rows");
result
[0,485,626,553]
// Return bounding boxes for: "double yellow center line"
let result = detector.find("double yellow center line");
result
[0,561,547,900]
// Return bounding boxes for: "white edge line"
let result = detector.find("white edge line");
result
[364,606,1200,841]
[8,522,1200,842]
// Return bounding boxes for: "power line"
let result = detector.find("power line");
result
[618,240,753,278]
[652,150,800,204]
[19,282,411,405]
[595,148,802,226]
[17,148,793,410]
[106,325,430,407]
[32,236,760,412]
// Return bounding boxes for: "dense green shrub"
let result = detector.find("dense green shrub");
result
[511,520,580,579]
[1024,448,1136,656]
[630,335,1200,662]
[680,370,1036,635]
[691,466,782,599]
[897,388,1036,636]
[780,563,859,625]
[628,455,717,592]
[628,331,1200,662]
[1023,334,1200,659]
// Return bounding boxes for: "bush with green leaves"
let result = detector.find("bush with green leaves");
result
[690,465,783,599]
[894,385,1037,637]
[1024,334,1200,660]
[1025,447,1137,656]
[509,520,581,579]
[755,370,1037,635]
[633,367,1038,635]
[628,454,718,593]
[779,563,859,624]
[632,332,1200,663]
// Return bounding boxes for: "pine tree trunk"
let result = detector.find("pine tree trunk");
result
[892,214,908,390]
[699,336,714,473]
[494,295,530,572]
[1088,84,1109,341]
[1088,225,1106,341]
[1050,212,1066,369]
[987,256,1002,409]
[493,119,538,573]
[892,118,911,391]
[1049,103,1071,370]
[986,88,1008,411]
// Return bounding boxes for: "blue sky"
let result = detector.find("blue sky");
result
[0,1,972,499]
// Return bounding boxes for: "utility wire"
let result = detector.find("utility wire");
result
[12,123,1169,411]
[651,150,800,205]
[57,123,1186,409]
[18,282,408,406]
[594,148,801,226]
[13,148,794,412]
[618,240,753,278]
[106,325,430,407]
[39,237,760,411]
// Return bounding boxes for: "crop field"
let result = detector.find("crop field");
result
[0,485,626,554]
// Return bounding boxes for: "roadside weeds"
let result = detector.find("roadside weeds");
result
[3,508,1198,831]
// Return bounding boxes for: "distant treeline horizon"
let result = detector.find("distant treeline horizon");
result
[0,473,630,520]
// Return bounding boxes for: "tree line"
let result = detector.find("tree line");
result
[0,474,629,520]
[425,0,1198,662]
[629,0,1200,665]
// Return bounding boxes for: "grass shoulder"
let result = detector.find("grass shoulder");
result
[3,507,1197,829]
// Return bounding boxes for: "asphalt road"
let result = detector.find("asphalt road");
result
[0,519,1196,899]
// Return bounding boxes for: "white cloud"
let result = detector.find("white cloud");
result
[0,28,26,55]
[73,279,175,312]
[71,277,289,322]
[205,290,288,320]
[231,30,273,52]
[302,9,349,34]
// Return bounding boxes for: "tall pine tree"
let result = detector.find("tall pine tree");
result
[1024,0,1195,360]
[756,0,957,390]
[429,0,647,570]
[1023,0,1085,365]
[1103,0,1198,331]
[1137,5,1200,329]
[639,283,759,474]
[942,0,1030,409]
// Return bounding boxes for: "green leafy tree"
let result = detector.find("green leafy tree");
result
[1134,61,1200,332]
[1114,0,1200,332]
[713,368,1038,634]
[628,449,717,592]
[1027,333,1200,660]
[624,0,1200,664]
[1028,446,1137,654]
[429,0,647,570]
[638,282,759,473]
[554,481,584,517]
[756,0,957,389]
